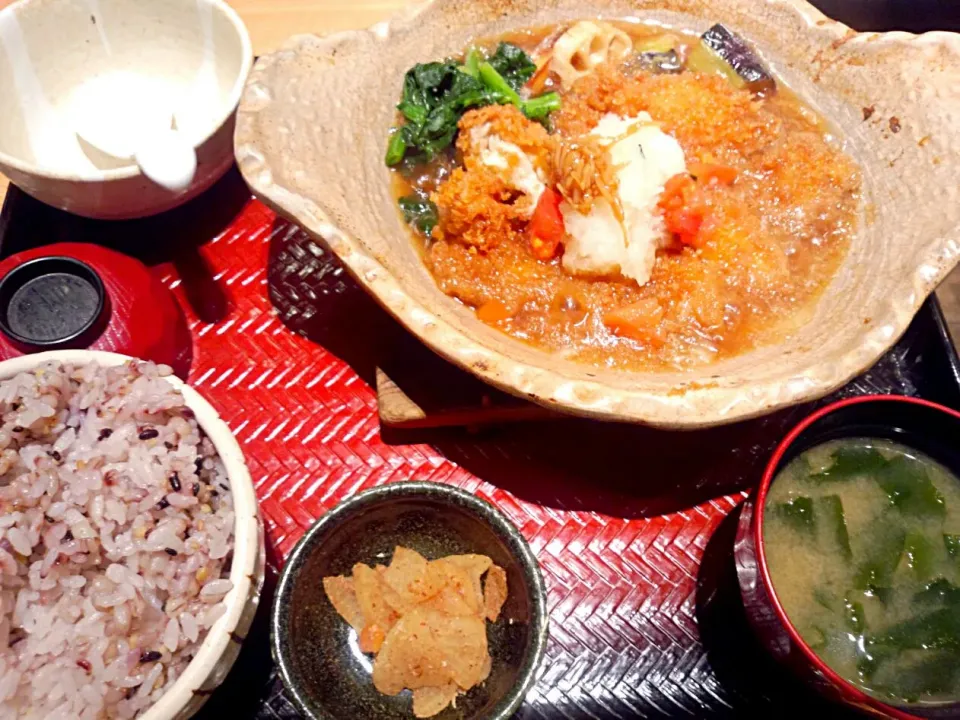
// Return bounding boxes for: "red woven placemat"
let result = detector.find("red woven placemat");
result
[9,174,958,717]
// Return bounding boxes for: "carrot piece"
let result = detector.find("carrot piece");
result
[526,61,552,95]
[603,299,665,346]
[528,188,565,260]
[688,162,738,185]
[477,300,513,324]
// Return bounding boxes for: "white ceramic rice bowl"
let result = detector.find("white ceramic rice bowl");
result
[0,350,264,720]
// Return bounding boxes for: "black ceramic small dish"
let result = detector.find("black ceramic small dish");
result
[272,481,548,720]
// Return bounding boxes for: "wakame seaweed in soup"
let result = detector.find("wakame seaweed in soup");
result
[765,438,960,706]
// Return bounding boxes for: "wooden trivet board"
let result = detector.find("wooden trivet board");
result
[374,329,556,427]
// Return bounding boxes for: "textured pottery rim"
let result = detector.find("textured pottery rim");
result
[0,0,254,183]
[235,0,960,429]
[271,480,549,720]
[0,349,264,720]
[753,394,960,720]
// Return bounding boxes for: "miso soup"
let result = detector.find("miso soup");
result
[764,438,960,706]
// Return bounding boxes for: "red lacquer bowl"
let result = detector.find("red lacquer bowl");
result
[0,243,192,376]
[735,395,960,719]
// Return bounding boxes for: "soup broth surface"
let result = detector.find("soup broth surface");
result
[765,438,960,706]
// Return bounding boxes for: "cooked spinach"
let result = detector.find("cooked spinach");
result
[398,194,439,236]
[486,42,537,89]
[385,43,561,166]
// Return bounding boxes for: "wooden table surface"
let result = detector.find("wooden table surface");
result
[1,0,958,344]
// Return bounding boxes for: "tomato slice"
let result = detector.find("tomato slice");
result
[658,174,706,247]
[528,188,565,260]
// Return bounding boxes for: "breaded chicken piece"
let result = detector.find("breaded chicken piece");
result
[432,106,555,251]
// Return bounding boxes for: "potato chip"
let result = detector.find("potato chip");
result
[376,564,416,615]
[426,584,476,617]
[445,554,492,605]
[483,565,508,622]
[322,575,364,632]
[479,652,492,684]
[430,558,483,614]
[412,684,459,718]
[324,547,508,717]
[383,546,448,606]
[429,613,489,690]
[353,562,399,635]
[373,607,457,694]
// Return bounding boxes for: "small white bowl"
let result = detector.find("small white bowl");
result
[0,0,253,219]
[0,350,264,720]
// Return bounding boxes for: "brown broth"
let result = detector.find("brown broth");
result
[391,22,861,370]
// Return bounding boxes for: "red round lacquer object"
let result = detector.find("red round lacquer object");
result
[0,243,192,376]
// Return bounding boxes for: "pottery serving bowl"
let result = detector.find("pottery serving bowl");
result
[235,0,960,429]
[0,0,253,219]
[272,482,548,720]
[735,395,960,718]
[0,350,265,720]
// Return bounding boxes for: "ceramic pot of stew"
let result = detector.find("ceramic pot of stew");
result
[736,395,960,719]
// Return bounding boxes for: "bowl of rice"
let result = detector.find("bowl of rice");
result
[0,350,263,719]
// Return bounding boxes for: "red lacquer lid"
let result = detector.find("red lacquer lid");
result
[0,243,192,376]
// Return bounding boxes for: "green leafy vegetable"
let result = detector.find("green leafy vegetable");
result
[805,625,827,650]
[915,577,960,606]
[875,456,946,518]
[461,47,482,78]
[773,496,815,535]
[486,42,537,89]
[813,587,839,611]
[398,195,439,235]
[817,495,852,560]
[945,534,960,558]
[809,446,887,483]
[843,596,866,633]
[873,608,960,651]
[385,131,408,166]
[904,531,936,579]
[521,92,562,121]
[856,639,896,681]
[386,60,486,165]
[478,61,522,105]
[854,526,905,593]
[884,651,960,699]
[385,43,561,166]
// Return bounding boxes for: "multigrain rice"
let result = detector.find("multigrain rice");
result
[0,361,234,719]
